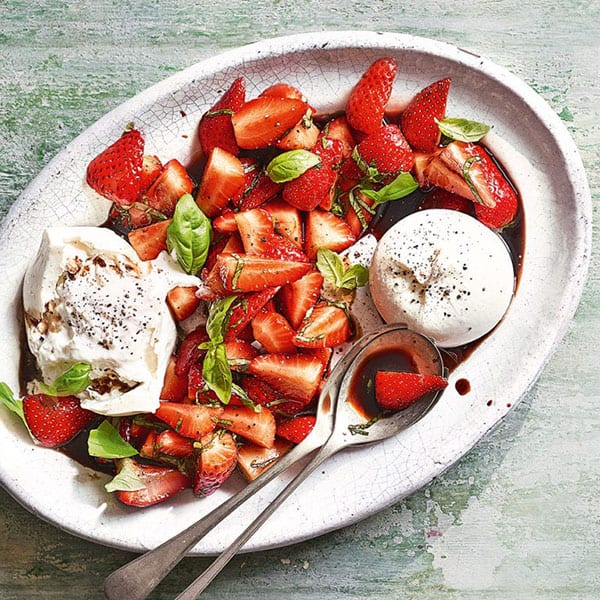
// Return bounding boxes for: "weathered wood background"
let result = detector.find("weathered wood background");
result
[1,1,598,598]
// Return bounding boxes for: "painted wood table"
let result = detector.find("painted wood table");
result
[1,1,598,598]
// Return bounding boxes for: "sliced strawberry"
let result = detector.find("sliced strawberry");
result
[227,286,280,337]
[86,128,144,205]
[248,352,325,405]
[196,147,245,218]
[295,302,352,348]
[193,431,238,496]
[241,376,306,417]
[155,429,195,457]
[276,415,316,444]
[22,393,96,448]
[262,197,303,247]
[212,208,238,234]
[235,162,282,211]
[166,285,201,321]
[354,124,414,178]
[304,208,356,260]
[223,337,259,369]
[322,116,356,158]
[107,201,156,231]
[220,405,276,448]
[439,142,518,229]
[343,189,376,238]
[374,371,448,411]
[401,78,451,153]
[198,76,246,156]
[127,218,171,261]
[415,152,475,199]
[276,111,320,151]
[237,438,293,482]
[278,269,324,329]
[114,458,191,507]
[252,310,297,354]
[187,363,217,403]
[144,159,194,217]
[346,57,397,134]
[139,154,163,192]
[215,253,311,292]
[259,82,307,102]
[160,355,189,402]
[418,188,474,214]
[155,402,223,441]
[175,326,209,377]
[232,96,308,149]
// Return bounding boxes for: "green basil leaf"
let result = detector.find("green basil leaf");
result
[340,264,369,289]
[0,382,25,423]
[266,150,321,183]
[359,172,419,207]
[202,343,232,405]
[39,362,92,397]
[231,382,261,412]
[88,420,138,459]
[105,459,146,493]
[204,295,238,345]
[167,193,212,275]
[316,248,345,288]
[437,117,490,142]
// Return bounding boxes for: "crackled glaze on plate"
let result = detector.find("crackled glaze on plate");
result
[0,32,591,554]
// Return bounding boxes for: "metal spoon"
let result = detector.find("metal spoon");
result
[104,323,444,600]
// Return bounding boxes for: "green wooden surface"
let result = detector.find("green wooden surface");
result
[1,1,599,598]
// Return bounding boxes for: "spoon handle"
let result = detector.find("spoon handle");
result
[103,435,324,600]
[174,440,341,600]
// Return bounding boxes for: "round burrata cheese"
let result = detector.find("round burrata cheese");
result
[369,209,515,347]
[23,226,199,416]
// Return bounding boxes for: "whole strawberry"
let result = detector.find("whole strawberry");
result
[375,371,448,411]
[22,393,97,448]
[401,78,451,152]
[86,128,145,205]
[354,124,414,179]
[346,57,398,134]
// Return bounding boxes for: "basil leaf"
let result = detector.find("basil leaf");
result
[359,172,418,207]
[231,382,261,412]
[202,343,232,405]
[437,117,490,142]
[105,459,145,493]
[0,382,25,423]
[88,420,138,459]
[204,295,237,345]
[39,362,92,397]
[352,146,382,182]
[266,150,321,183]
[340,264,369,289]
[316,248,368,291]
[167,194,212,275]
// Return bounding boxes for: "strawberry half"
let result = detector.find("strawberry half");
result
[294,302,352,348]
[86,128,144,205]
[232,96,308,149]
[374,371,448,411]
[143,159,194,217]
[220,405,276,448]
[241,376,306,418]
[346,57,398,134]
[193,431,238,496]
[198,76,246,156]
[276,415,316,444]
[22,393,96,448]
[114,458,191,507]
[304,208,356,260]
[278,268,324,330]
[227,286,280,337]
[252,310,297,354]
[155,401,223,441]
[127,218,171,261]
[400,78,451,152]
[237,439,293,482]
[354,124,414,178]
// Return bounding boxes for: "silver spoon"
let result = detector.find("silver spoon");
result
[104,323,444,600]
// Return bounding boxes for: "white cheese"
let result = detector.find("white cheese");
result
[23,226,199,416]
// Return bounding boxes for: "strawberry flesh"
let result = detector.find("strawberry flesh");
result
[374,371,448,411]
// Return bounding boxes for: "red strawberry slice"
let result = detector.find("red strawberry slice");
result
[346,57,398,134]
[234,208,274,253]
[212,209,238,234]
[232,96,308,149]
[234,160,282,211]
[414,151,475,199]
[144,159,194,217]
[241,376,306,417]
[322,115,356,158]
[295,302,353,348]
[248,352,325,405]
[223,337,259,370]
[155,401,223,441]
[439,142,518,229]
[114,458,191,507]
[166,285,201,322]
[401,78,451,153]
[198,76,246,157]
[304,208,356,260]
[175,326,209,377]
[86,128,144,205]
[139,154,163,192]
[354,124,414,177]
[374,371,448,411]
[215,253,311,292]
[276,111,320,151]
[237,439,293,482]
[278,269,324,330]
[160,355,189,402]
[262,197,304,248]
[252,310,297,354]
[22,393,96,448]
[196,147,245,218]
[220,405,276,448]
[276,415,316,444]
[259,82,308,102]
[127,218,171,261]
[193,431,238,496]
[155,429,195,457]
[227,286,280,337]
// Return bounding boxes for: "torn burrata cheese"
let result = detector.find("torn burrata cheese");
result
[22,226,199,416]
[369,209,515,347]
